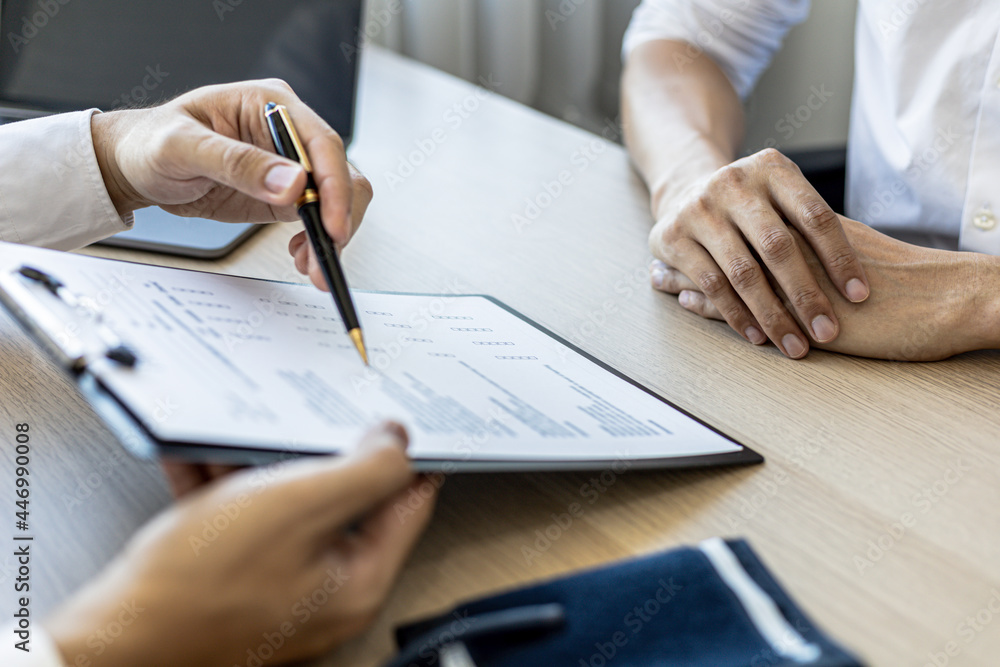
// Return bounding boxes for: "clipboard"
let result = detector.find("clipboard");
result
[0,243,763,473]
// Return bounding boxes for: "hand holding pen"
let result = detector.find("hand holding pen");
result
[266,102,369,364]
[91,79,371,250]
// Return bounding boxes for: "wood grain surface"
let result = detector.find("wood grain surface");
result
[2,48,999,667]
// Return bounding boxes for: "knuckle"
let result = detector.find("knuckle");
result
[221,142,256,180]
[799,200,840,234]
[757,228,797,263]
[787,285,826,313]
[758,307,788,331]
[712,164,746,190]
[355,172,374,202]
[724,256,761,291]
[756,147,789,167]
[650,223,681,257]
[696,271,727,297]
[720,302,746,324]
[264,77,294,93]
[688,193,714,217]
[326,129,346,153]
[661,268,683,292]
[825,247,858,273]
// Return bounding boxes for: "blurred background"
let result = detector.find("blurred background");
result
[364,0,858,155]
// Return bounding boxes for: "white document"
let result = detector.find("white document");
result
[0,244,745,464]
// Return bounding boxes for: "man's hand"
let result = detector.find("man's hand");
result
[648,149,871,359]
[662,216,1000,361]
[91,79,372,291]
[44,422,437,667]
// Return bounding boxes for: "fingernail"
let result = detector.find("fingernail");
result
[651,268,665,289]
[649,258,667,270]
[679,291,691,307]
[745,326,766,345]
[846,278,869,303]
[810,314,836,342]
[782,334,807,358]
[265,164,301,195]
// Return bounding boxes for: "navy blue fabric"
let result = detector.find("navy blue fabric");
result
[390,539,864,667]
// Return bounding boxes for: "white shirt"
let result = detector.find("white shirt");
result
[0,623,65,666]
[0,110,133,251]
[0,110,131,666]
[623,0,1000,255]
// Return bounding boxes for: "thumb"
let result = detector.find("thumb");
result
[273,421,414,527]
[180,127,306,205]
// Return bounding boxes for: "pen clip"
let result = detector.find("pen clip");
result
[264,102,313,172]
[0,265,138,372]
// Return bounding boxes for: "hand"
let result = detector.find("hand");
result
[91,79,372,290]
[160,460,244,498]
[670,216,1000,361]
[648,148,871,359]
[44,422,437,667]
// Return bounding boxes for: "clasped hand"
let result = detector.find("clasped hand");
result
[647,148,871,359]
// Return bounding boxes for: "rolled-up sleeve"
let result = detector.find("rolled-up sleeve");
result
[622,0,812,99]
[0,110,133,251]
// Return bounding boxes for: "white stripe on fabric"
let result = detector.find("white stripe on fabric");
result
[699,537,821,663]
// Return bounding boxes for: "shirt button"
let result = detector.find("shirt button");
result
[972,209,997,231]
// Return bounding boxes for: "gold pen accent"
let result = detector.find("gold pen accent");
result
[265,101,368,366]
[348,327,368,366]
[295,191,320,208]
[265,104,313,172]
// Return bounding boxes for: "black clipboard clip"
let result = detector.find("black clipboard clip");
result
[0,265,137,372]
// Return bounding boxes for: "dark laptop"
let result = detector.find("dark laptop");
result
[0,0,362,257]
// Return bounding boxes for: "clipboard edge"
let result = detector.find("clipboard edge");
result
[0,247,762,470]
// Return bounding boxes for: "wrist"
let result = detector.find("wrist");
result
[976,254,1000,350]
[957,252,1000,352]
[91,111,147,217]
[648,143,730,221]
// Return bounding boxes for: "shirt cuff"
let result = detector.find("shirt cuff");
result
[0,109,133,251]
[0,624,67,666]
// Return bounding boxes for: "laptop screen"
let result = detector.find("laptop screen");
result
[0,0,362,142]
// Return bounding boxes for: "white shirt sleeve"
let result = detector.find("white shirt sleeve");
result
[0,110,134,251]
[0,624,67,666]
[622,0,812,99]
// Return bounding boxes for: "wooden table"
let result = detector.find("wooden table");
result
[3,47,1000,666]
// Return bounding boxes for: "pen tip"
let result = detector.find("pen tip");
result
[265,101,277,112]
[349,328,369,366]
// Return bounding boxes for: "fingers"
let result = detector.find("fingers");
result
[677,290,725,321]
[734,206,840,345]
[647,148,868,358]
[649,259,699,294]
[666,240,770,347]
[278,98,355,247]
[344,162,373,242]
[174,124,307,206]
[160,461,210,498]
[767,163,869,303]
[289,231,309,274]
[287,168,371,291]
[330,474,438,607]
[160,461,247,498]
[272,422,416,529]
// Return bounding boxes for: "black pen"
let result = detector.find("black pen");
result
[264,102,368,365]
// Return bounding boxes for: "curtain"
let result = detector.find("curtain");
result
[362,0,641,135]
